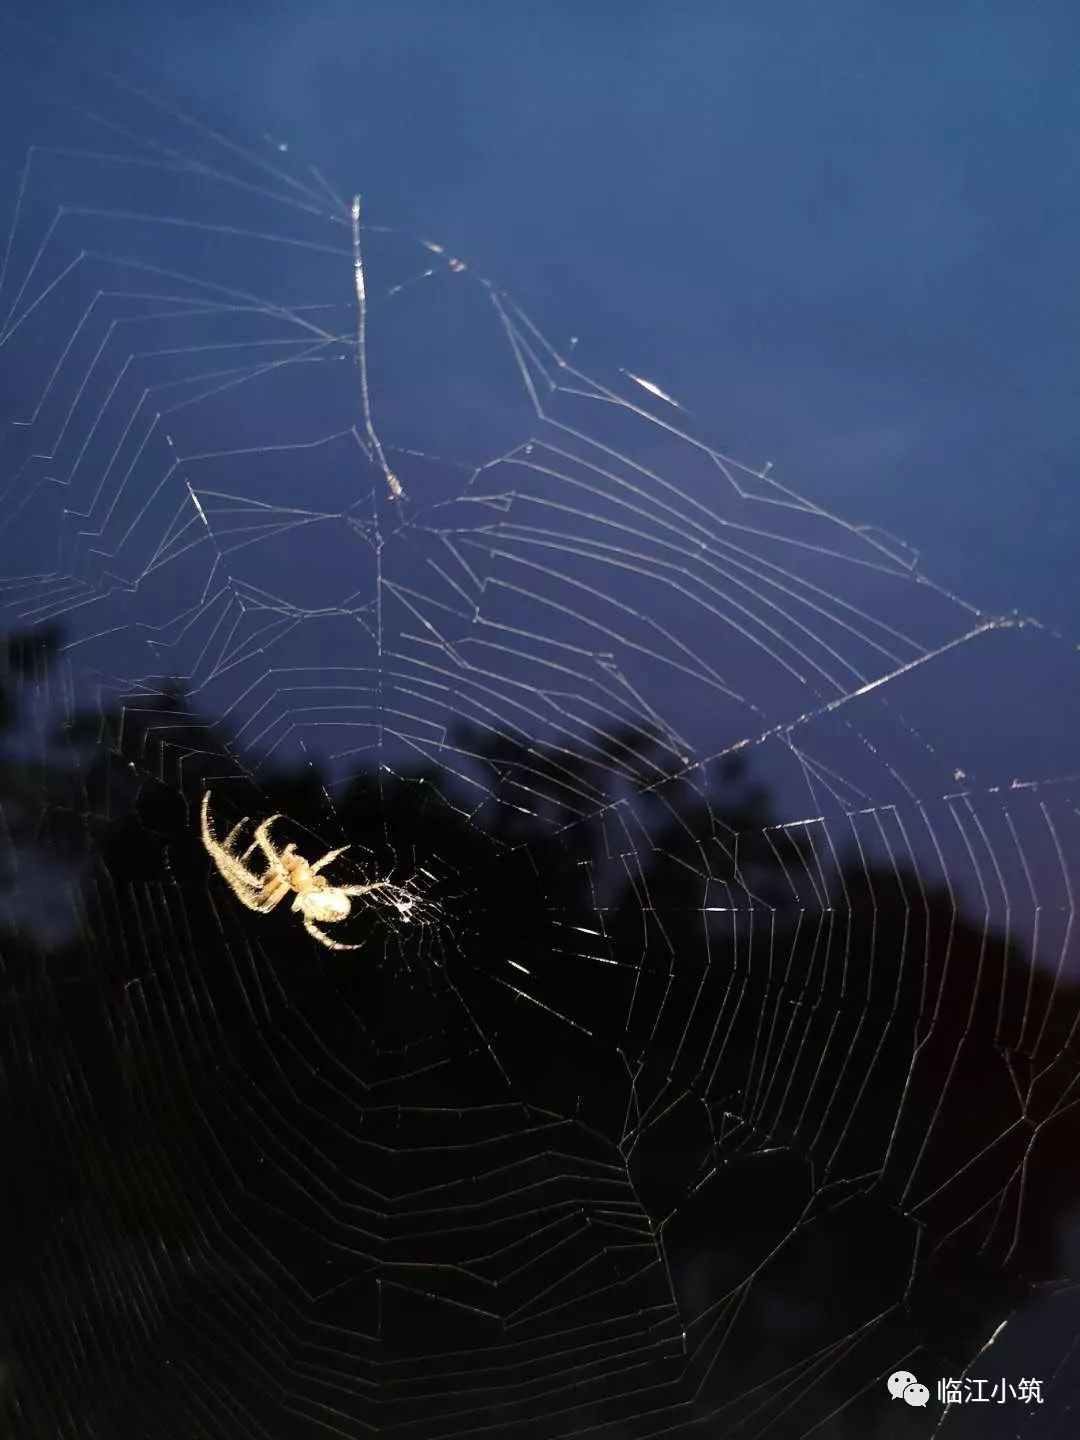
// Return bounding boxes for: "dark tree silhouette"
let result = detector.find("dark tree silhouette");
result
[2,625,1077,1438]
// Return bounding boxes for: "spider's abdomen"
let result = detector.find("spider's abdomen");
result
[300,889,351,923]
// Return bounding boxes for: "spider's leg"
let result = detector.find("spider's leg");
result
[255,879,290,913]
[252,815,284,867]
[223,862,265,891]
[221,819,252,855]
[202,793,248,848]
[335,881,393,897]
[217,874,279,912]
[202,794,261,880]
[304,918,361,952]
[204,834,264,890]
[309,846,350,876]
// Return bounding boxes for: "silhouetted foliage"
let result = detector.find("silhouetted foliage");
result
[2,623,1078,1438]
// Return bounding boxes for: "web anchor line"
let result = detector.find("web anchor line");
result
[351,194,403,500]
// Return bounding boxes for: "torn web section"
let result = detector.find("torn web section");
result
[2,27,1080,1440]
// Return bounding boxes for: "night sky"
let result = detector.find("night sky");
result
[68,0,1080,638]
[2,4,1080,1438]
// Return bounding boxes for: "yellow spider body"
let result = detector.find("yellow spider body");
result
[200,790,391,951]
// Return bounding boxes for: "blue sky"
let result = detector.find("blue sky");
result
[1,0,1076,879]
[1,0,1078,832]
[78,0,1080,638]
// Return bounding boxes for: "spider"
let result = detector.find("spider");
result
[200,790,396,951]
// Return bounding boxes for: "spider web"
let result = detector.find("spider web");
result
[2,18,1080,1440]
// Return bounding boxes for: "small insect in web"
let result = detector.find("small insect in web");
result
[200,791,409,951]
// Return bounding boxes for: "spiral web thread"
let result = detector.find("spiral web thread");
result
[2,21,1080,1440]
